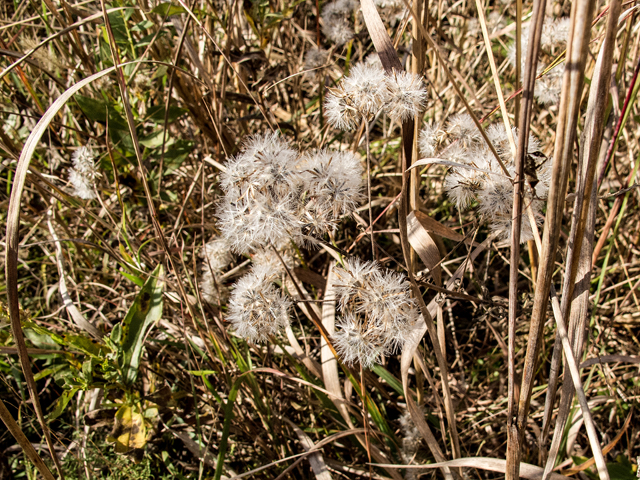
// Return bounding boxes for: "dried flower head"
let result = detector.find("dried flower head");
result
[217,133,304,253]
[325,62,388,130]
[436,118,552,242]
[507,17,570,104]
[418,123,440,158]
[202,238,233,273]
[325,63,428,130]
[331,258,419,368]
[304,48,330,73]
[384,70,428,123]
[321,0,358,44]
[200,270,228,305]
[301,149,364,228]
[227,266,291,343]
[69,146,98,200]
[217,133,365,253]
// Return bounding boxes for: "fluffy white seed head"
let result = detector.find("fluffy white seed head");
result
[331,258,419,368]
[447,114,482,144]
[487,200,543,243]
[384,70,428,123]
[227,268,291,343]
[301,149,365,224]
[324,62,388,130]
[321,0,358,44]
[419,123,440,157]
[217,133,304,253]
[217,133,367,253]
[540,17,571,49]
[200,269,228,305]
[333,312,386,369]
[507,18,569,104]
[69,146,98,200]
[322,19,354,45]
[202,238,233,273]
[304,48,330,72]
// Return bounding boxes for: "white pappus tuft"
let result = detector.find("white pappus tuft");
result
[321,0,358,45]
[506,17,570,105]
[301,149,365,229]
[384,70,428,123]
[227,266,291,343]
[324,62,429,131]
[200,237,233,305]
[304,48,330,73]
[435,116,553,243]
[216,132,365,253]
[331,258,419,368]
[69,146,99,200]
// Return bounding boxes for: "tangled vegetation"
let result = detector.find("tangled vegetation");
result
[1,0,640,478]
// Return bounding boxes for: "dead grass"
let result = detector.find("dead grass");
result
[1,0,640,478]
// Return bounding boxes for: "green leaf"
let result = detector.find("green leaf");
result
[120,269,144,287]
[49,387,79,420]
[118,264,165,385]
[65,334,105,357]
[75,95,129,130]
[608,456,636,480]
[146,105,188,124]
[151,2,187,17]
[156,140,193,175]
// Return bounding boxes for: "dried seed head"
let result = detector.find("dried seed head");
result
[384,70,428,123]
[201,238,233,273]
[321,0,358,44]
[324,62,388,130]
[304,48,330,73]
[227,267,291,343]
[69,146,98,200]
[331,258,419,368]
[419,123,440,158]
[302,149,364,228]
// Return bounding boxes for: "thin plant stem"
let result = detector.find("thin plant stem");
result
[365,120,376,260]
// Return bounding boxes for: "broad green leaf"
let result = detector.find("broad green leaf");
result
[120,269,144,287]
[34,364,68,382]
[65,334,105,357]
[608,456,636,480]
[146,105,188,124]
[119,264,164,385]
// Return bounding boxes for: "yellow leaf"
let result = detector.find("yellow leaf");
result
[108,404,147,453]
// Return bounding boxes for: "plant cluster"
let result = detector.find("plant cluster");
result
[421,114,552,242]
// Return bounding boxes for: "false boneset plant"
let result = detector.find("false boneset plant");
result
[202,133,366,343]
[420,114,552,242]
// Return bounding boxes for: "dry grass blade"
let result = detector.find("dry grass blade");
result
[46,207,103,340]
[5,65,120,480]
[513,0,599,478]
[542,0,621,469]
[283,418,333,480]
[0,399,55,480]
[408,212,442,285]
[359,0,403,72]
[473,0,516,155]
[373,457,571,479]
[562,409,633,476]
[506,0,546,473]
[320,262,352,425]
